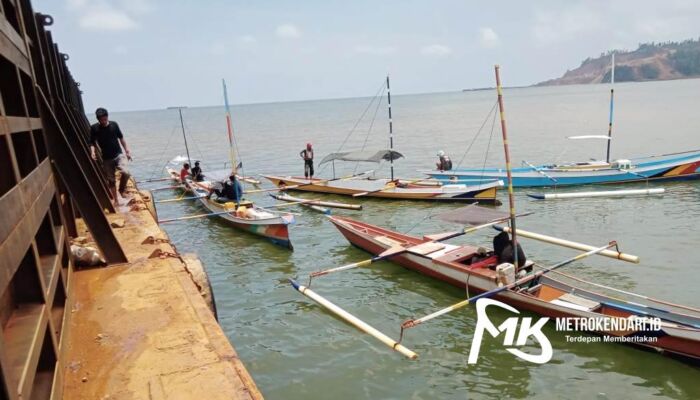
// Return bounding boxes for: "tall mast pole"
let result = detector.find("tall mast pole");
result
[386,75,395,181]
[494,65,518,267]
[222,79,237,175]
[177,107,191,167]
[605,53,615,163]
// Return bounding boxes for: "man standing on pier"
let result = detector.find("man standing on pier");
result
[90,107,132,207]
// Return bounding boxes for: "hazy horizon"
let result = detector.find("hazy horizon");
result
[34,1,700,112]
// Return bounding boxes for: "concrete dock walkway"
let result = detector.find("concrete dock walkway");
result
[62,186,263,399]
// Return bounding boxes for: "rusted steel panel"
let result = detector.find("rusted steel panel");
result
[0,172,53,294]
[0,16,28,58]
[0,116,42,135]
[0,28,31,75]
[36,88,127,263]
[0,158,50,247]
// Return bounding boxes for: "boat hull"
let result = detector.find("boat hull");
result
[327,216,700,362]
[262,175,502,203]
[166,169,294,249]
[425,151,700,188]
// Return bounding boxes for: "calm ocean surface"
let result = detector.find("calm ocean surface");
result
[116,78,700,399]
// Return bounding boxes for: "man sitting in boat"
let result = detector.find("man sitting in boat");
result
[493,231,527,268]
[191,161,204,182]
[436,150,452,171]
[212,174,242,203]
[180,163,191,183]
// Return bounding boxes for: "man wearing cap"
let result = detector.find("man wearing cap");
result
[299,142,314,179]
[90,107,132,207]
[436,150,452,171]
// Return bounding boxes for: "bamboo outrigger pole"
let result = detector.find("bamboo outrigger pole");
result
[494,65,519,268]
[495,225,639,263]
[606,53,615,163]
[289,279,418,359]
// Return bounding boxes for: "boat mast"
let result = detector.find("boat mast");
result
[386,75,395,181]
[222,79,237,175]
[494,65,518,267]
[174,107,191,167]
[606,53,615,163]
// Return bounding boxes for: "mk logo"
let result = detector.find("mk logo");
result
[468,298,553,364]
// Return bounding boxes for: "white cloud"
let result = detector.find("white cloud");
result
[354,45,397,55]
[67,0,154,32]
[478,27,500,48]
[420,44,452,56]
[276,24,301,39]
[79,7,137,31]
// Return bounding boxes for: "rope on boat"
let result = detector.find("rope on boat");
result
[353,87,385,175]
[317,80,386,177]
[453,100,498,172]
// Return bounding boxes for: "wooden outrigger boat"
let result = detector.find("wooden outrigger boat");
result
[425,55,700,188]
[262,75,502,203]
[289,65,700,364]
[164,169,295,249]
[321,214,700,362]
[157,80,296,249]
[263,172,502,203]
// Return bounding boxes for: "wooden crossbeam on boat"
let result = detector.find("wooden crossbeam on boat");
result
[496,226,639,263]
[289,279,417,359]
[270,193,362,210]
[528,188,665,200]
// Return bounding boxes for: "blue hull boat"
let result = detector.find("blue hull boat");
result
[425,150,700,188]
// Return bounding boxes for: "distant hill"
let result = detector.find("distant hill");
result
[537,38,700,86]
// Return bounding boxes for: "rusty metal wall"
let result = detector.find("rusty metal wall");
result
[1,0,128,398]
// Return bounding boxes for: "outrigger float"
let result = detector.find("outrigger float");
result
[269,192,363,214]
[289,65,700,364]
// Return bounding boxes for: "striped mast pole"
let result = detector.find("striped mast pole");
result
[386,75,395,181]
[222,79,237,176]
[606,53,615,163]
[494,65,518,268]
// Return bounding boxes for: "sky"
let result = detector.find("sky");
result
[32,0,700,112]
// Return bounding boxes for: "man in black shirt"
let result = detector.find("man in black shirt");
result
[90,107,132,207]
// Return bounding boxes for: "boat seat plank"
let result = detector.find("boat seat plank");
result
[407,242,446,255]
[375,235,405,248]
[550,299,593,312]
[558,293,600,310]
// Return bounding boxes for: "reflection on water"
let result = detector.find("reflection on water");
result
[121,78,700,399]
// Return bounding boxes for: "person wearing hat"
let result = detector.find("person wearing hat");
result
[435,150,452,171]
[90,107,132,207]
[299,142,314,179]
[191,161,204,182]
